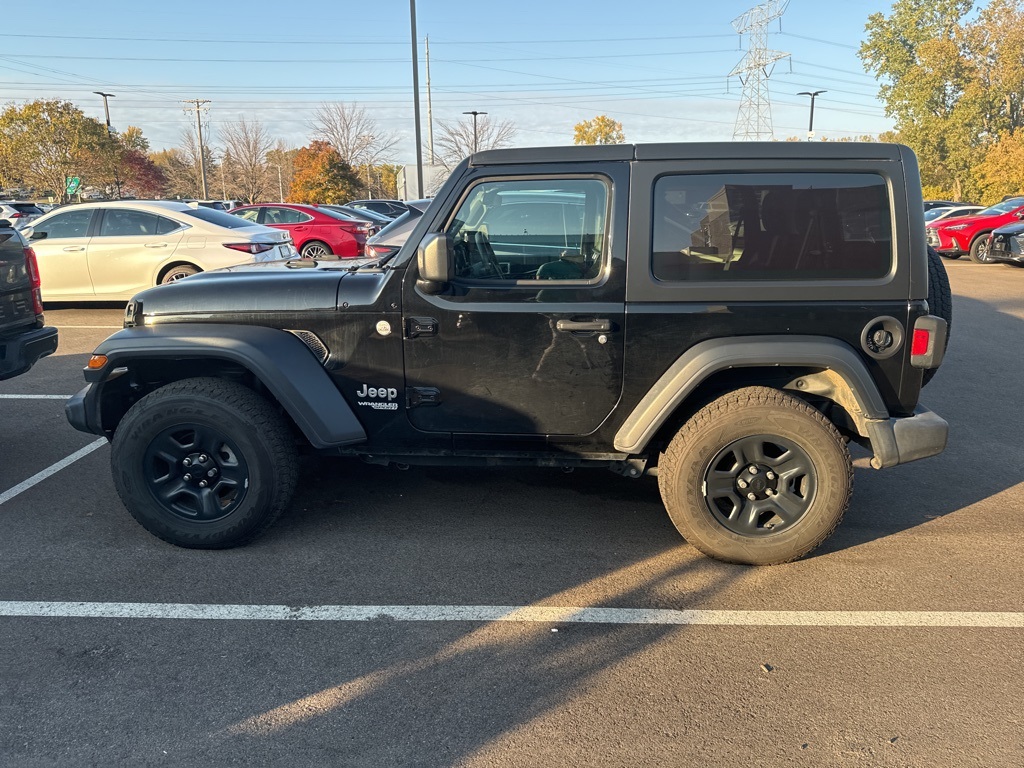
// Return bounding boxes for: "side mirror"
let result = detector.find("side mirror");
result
[29,229,47,241]
[417,232,451,294]
[1015,211,1024,219]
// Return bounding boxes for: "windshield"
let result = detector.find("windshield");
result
[924,208,950,222]
[180,207,260,229]
[979,198,1024,216]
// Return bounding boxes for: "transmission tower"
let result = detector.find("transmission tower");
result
[729,0,790,141]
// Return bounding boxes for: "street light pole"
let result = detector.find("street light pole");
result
[463,111,487,154]
[93,91,115,134]
[797,90,826,141]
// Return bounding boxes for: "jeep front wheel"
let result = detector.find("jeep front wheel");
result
[658,386,852,565]
[111,377,298,549]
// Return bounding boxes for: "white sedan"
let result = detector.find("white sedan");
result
[22,200,298,301]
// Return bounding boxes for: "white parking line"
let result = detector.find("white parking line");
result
[0,438,107,505]
[58,325,121,329]
[0,602,1020,627]
[0,394,72,400]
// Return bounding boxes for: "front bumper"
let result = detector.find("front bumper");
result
[988,235,1023,264]
[0,325,58,381]
[866,406,948,469]
[65,383,103,436]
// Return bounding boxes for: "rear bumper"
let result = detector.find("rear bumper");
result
[0,325,58,381]
[867,406,948,469]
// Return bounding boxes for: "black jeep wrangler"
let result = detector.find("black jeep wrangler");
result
[67,143,950,565]
[0,220,58,382]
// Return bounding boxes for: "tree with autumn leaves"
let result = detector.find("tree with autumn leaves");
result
[286,140,362,204]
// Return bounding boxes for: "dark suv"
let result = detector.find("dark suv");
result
[67,143,949,565]
[0,220,57,381]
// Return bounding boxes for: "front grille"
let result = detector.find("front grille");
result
[286,329,329,363]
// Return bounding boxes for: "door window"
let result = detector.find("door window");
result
[99,209,161,237]
[34,209,93,239]
[263,207,312,225]
[444,178,609,281]
[232,208,261,223]
[156,216,183,235]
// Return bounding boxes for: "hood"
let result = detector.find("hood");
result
[131,258,366,317]
[929,212,992,229]
[993,220,1024,236]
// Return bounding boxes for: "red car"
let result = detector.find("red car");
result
[230,203,375,259]
[926,196,1024,263]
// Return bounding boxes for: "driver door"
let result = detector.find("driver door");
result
[402,171,627,438]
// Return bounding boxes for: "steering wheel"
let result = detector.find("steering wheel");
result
[469,230,503,278]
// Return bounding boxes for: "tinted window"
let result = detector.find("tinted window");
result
[651,173,893,282]
[180,207,258,229]
[232,208,261,223]
[156,216,182,235]
[318,207,361,223]
[13,204,44,215]
[35,209,93,239]
[99,209,160,237]
[445,178,608,281]
[263,206,312,225]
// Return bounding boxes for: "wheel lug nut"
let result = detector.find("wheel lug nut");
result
[207,468,218,477]
[183,473,192,482]
[749,466,759,474]
[747,493,757,501]
[737,479,748,489]
[182,458,192,467]
[199,454,208,463]
[199,480,208,488]
[766,471,775,480]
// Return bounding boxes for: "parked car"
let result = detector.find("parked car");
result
[0,201,45,230]
[346,198,411,218]
[923,199,959,211]
[319,204,393,230]
[0,219,58,380]
[363,199,432,261]
[986,220,1024,265]
[923,204,984,223]
[926,196,1024,262]
[22,201,296,301]
[230,203,373,258]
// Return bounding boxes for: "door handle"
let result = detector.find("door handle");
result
[145,243,168,248]
[62,246,85,252]
[556,319,612,332]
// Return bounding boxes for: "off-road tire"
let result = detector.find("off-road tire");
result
[658,386,852,565]
[111,377,298,549]
[968,234,993,263]
[923,246,952,387]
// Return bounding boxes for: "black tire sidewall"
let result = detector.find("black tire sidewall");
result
[661,400,851,565]
[112,392,287,548]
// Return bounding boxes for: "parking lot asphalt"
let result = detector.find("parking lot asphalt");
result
[1,266,1022,767]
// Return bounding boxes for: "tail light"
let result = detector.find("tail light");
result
[910,315,948,369]
[366,245,398,259]
[9,212,24,219]
[223,242,276,254]
[24,246,44,315]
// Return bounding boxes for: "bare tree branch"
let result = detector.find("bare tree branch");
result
[310,102,399,167]
[221,117,273,204]
[433,115,517,170]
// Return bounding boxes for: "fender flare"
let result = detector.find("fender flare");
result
[86,324,366,449]
[614,335,889,454]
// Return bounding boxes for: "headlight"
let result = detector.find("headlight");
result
[946,224,970,230]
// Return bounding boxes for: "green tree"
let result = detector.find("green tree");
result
[0,99,107,201]
[287,140,361,203]
[859,0,1024,201]
[573,115,625,145]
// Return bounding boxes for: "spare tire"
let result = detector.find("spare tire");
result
[923,246,952,387]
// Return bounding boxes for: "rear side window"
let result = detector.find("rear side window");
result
[181,207,258,229]
[100,209,160,237]
[156,216,182,235]
[13,204,43,215]
[651,172,893,282]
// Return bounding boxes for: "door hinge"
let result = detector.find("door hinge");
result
[407,387,441,408]
[405,316,438,338]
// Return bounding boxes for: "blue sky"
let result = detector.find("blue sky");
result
[0,0,897,163]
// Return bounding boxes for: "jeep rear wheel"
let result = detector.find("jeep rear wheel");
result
[111,377,298,549]
[923,246,952,387]
[658,386,852,565]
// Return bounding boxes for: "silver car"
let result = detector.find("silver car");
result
[23,200,298,301]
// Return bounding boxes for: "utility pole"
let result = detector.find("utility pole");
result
[729,1,790,140]
[276,165,284,201]
[410,0,424,198]
[463,111,487,154]
[425,35,435,164]
[183,99,211,199]
[93,92,115,134]
[797,90,826,140]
